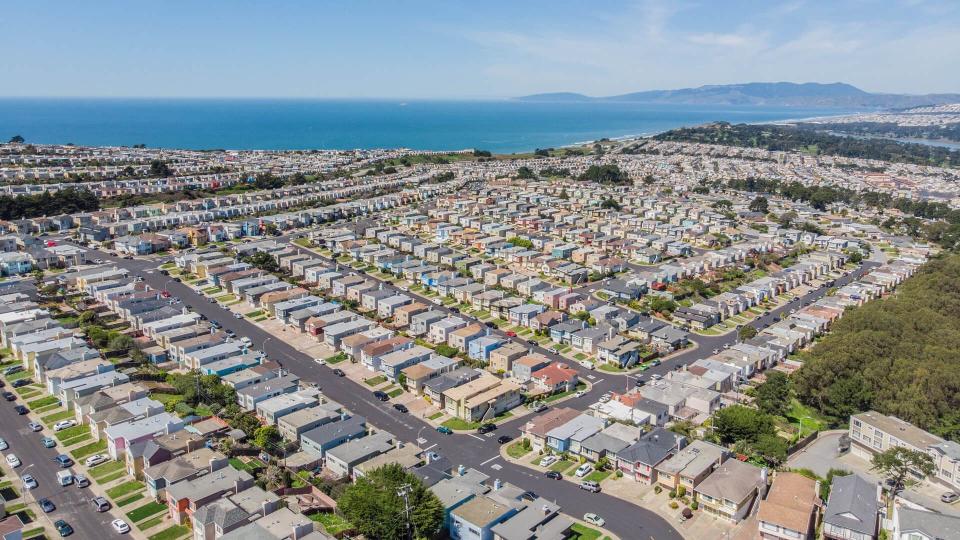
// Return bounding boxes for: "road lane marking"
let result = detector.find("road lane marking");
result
[468,434,485,441]
[422,443,436,451]
[480,455,499,466]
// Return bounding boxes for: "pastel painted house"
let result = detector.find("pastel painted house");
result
[104,411,184,460]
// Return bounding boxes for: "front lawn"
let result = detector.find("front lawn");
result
[27,395,59,409]
[441,418,480,431]
[70,439,107,459]
[506,441,532,459]
[43,410,75,425]
[325,352,348,364]
[54,425,88,441]
[244,310,264,318]
[584,470,612,483]
[549,459,575,473]
[127,501,167,523]
[364,375,387,387]
[148,525,191,540]
[543,382,587,403]
[117,493,145,507]
[427,411,444,421]
[570,523,605,540]
[5,370,31,382]
[597,363,625,373]
[311,513,353,536]
[61,433,92,447]
[106,480,145,500]
[90,460,126,479]
[387,388,404,398]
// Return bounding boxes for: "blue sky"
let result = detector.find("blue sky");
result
[3,0,958,98]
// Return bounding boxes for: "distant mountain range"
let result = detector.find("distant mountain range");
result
[517,82,960,109]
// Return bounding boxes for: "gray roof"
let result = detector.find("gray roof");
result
[823,474,878,535]
[615,428,682,465]
[193,499,250,530]
[898,507,960,540]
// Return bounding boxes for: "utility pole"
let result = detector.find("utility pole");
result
[397,483,413,540]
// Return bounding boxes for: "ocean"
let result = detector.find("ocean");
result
[0,98,852,153]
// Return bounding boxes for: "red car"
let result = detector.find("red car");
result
[506,331,517,337]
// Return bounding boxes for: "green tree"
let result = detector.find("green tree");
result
[738,325,758,340]
[338,463,444,540]
[435,344,459,358]
[108,334,135,352]
[600,197,621,211]
[244,251,279,272]
[648,296,677,315]
[748,196,769,214]
[871,446,936,495]
[516,166,535,179]
[712,199,733,211]
[578,164,628,185]
[752,433,788,467]
[754,371,791,417]
[713,405,775,444]
[254,425,282,453]
[559,188,569,200]
[78,310,97,325]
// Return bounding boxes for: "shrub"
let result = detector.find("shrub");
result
[654,485,662,494]
[677,486,686,498]
[615,470,623,478]
[669,501,679,509]
[690,501,699,510]
[668,490,677,499]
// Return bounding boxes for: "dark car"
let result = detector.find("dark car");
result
[484,321,496,328]
[39,498,56,513]
[477,423,497,434]
[449,307,459,314]
[496,435,512,444]
[436,426,453,435]
[527,339,537,346]
[0,379,5,388]
[11,379,31,388]
[392,403,409,413]
[2,391,15,401]
[545,471,563,480]
[14,405,28,415]
[55,519,73,537]
[373,391,389,402]
[332,368,345,377]
[159,269,169,276]
[173,277,181,283]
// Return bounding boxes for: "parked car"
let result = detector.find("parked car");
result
[54,519,73,537]
[484,321,496,328]
[436,426,453,435]
[233,312,243,319]
[28,421,42,432]
[539,455,558,467]
[575,464,593,477]
[14,405,28,415]
[583,513,605,527]
[53,420,76,431]
[84,454,108,467]
[531,403,548,413]
[12,379,31,388]
[392,403,408,413]
[2,391,15,401]
[39,498,56,513]
[3,366,22,376]
[22,474,37,489]
[5,453,20,467]
[545,471,562,480]
[111,519,130,534]
[55,455,73,468]
[0,438,7,451]
[477,423,497,434]
[579,481,601,493]
[496,435,512,444]
[942,491,960,504]
[92,496,111,512]
[332,368,345,377]
[74,474,89,488]
[42,437,56,448]
[505,331,517,337]
[373,390,389,401]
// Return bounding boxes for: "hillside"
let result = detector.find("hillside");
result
[793,253,960,442]
[517,82,960,109]
[652,122,958,167]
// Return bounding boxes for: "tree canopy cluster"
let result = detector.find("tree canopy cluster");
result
[578,164,630,185]
[0,188,100,220]
[338,463,443,540]
[794,253,960,442]
[655,122,958,167]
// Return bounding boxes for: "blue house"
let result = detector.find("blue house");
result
[546,414,604,454]
[468,336,505,362]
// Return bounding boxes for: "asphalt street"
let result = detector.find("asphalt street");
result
[0,403,125,538]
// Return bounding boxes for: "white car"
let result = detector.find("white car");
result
[575,464,593,477]
[575,390,586,398]
[583,513,605,527]
[538,455,558,467]
[21,474,37,489]
[5,453,20,467]
[93,258,104,264]
[233,312,243,319]
[111,519,130,534]
[0,438,7,451]
[53,420,77,431]
[85,453,108,467]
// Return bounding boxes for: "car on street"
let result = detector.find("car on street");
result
[55,455,73,468]
[74,474,89,488]
[574,390,586,398]
[5,454,20,467]
[28,421,42,432]
[54,420,76,431]
[332,368,345,377]
[579,481,601,493]
[92,496,111,512]
[39,498,56,513]
[583,513,605,527]
[42,437,56,448]
[505,331,517,337]
[0,438,7,451]
[93,258,103,264]
[2,391,15,401]
[497,435,512,444]
[392,403,408,413]
[545,471,562,480]
[484,321,496,328]
[436,426,452,435]
[85,453,108,467]
[575,463,593,477]
[477,423,497,434]
[22,474,37,489]
[55,519,73,537]
[531,403,547,413]
[14,405,28,415]
[111,519,131,534]
[233,312,243,319]
[373,390,389,401]
[942,491,960,504]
